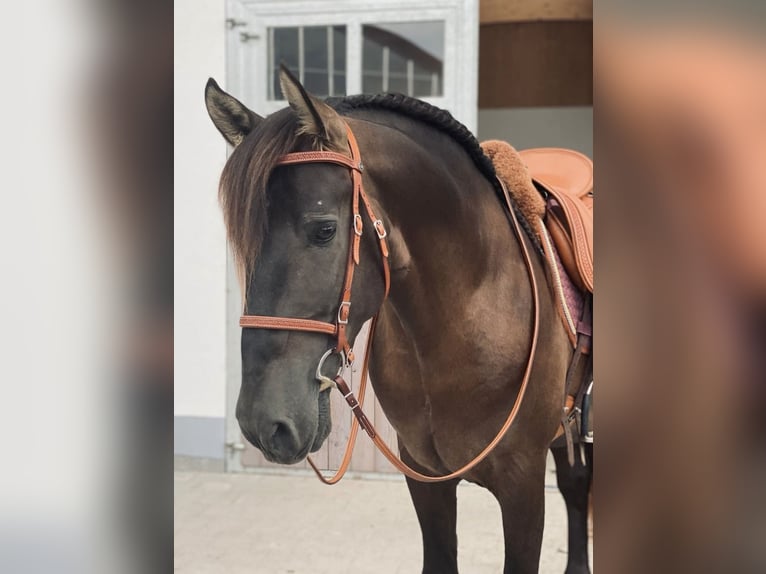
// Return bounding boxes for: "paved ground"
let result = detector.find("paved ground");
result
[175,463,591,573]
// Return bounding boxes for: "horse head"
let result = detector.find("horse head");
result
[205,67,386,464]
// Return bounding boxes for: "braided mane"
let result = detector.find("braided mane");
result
[329,93,541,249]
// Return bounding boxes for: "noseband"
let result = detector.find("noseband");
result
[238,121,541,485]
[239,124,391,390]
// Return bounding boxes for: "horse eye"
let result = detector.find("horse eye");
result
[309,221,337,245]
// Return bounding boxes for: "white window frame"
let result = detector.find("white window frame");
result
[226,0,477,131]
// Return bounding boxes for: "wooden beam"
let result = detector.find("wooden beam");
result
[479,21,593,108]
[480,0,592,24]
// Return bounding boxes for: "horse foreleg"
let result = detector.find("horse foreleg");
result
[490,454,547,574]
[401,447,460,574]
[551,443,592,574]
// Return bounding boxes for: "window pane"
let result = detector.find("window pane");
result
[269,25,347,100]
[362,21,444,97]
[362,35,383,94]
[333,73,346,96]
[303,26,328,96]
[332,26,346,97]
[414,62,441,97]
[388,49,407,94]
[271,27,299,100]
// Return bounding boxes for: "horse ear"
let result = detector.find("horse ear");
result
[279,64,347,151]
[205,78,263,147]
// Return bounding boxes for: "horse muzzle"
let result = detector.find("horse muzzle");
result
[238,385,332,464]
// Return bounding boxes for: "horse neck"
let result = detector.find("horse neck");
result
[356,117,532,353]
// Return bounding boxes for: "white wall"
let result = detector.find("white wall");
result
[174,0,229,418]
[478,107,593,158]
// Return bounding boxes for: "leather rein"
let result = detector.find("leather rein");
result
[239,122,541,484]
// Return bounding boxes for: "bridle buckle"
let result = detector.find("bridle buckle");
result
[373,219,387,239]
[353,214,363,236]
[337,301,351,325]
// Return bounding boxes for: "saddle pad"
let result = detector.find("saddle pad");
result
[480,140,546,235]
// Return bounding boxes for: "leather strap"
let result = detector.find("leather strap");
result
[276,150,362,172]
[306,316,379,484]
[239,316,337,336]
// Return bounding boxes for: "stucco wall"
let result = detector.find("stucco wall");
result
[174,0,228,426]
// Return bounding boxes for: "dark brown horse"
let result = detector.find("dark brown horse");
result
[205,67,590,573]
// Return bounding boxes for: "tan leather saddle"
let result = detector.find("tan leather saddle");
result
[519,148,593,293]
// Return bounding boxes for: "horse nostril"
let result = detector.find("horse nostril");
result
[269,421,298,455]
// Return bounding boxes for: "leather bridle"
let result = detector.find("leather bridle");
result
[239,125,390,384]
[239,121,541,484]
